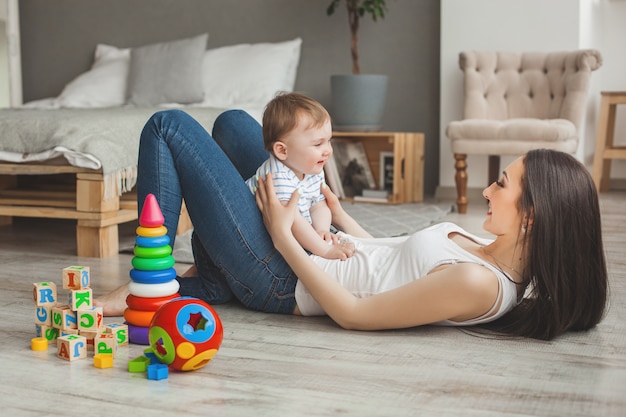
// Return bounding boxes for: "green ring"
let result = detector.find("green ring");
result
[131,255,175,271]
[133,245,172,258]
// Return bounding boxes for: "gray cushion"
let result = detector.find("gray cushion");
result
[127,33,208,106]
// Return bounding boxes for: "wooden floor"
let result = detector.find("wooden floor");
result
[1,192,625,416]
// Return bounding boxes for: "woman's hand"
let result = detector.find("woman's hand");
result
[321,183,344,219]
[255,175,300,247]
[321,183,373,239]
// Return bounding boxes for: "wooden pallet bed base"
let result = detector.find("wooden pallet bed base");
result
[0,163,139,257]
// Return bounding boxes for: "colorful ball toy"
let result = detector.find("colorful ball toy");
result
[148,297,223,371]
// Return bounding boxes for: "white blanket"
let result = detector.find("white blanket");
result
[0,106,225,199]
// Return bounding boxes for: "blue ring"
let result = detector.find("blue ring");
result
[135,235,171,248]
[129,267,177,284]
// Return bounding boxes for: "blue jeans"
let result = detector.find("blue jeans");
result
[136,109,298,314]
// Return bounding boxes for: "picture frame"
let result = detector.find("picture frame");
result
[379,151,394,192]
[331,139,376,198]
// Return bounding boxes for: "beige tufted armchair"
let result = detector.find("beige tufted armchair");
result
[446,50,602,213]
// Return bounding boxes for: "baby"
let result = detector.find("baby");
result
[246,92,354,260]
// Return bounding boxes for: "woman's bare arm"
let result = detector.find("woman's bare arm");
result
[256,175,499,330]
[320,183,373,238]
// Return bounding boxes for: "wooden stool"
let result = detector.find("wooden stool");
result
[592,91,626,191]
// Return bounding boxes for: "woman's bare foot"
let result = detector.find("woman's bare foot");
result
[94,265,196,316]
[94,284,130,316]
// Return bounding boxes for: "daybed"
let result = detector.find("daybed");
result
[0,34,302,257]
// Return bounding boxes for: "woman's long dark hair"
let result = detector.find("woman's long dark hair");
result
[487,149,608,340]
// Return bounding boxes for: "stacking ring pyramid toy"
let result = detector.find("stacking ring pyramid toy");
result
[125,193,180,345]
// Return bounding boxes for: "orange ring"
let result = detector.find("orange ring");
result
[136,225,168,238]
[123,308,157,327]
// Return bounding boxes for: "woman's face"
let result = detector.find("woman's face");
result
[482,156,525,237]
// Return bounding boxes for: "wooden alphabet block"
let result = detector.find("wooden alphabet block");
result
[105,323,129,346]
[62,266,90,290]
[51,305,77,330]
[59,328,80,337]
[35,305,52,327]
[77,306,103,332]
[35,324,59,344]
[79,330,99,352]
[57,334,88,361]
[95,333,118,358]
[33,282,57,307]
[68,288,93,311]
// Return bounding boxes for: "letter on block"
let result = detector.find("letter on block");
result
[35,324,59,344]
[77,306,103,332]
[95,333,118,358]
[33,282,57,307]
[105,323,129,346]
[35,305,52,327]
[68,288,93,312]
[57,334,87,361]
[52,305,77,330]
[63,266,90,290]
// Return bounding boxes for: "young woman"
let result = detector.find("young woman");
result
[96,108,608,341]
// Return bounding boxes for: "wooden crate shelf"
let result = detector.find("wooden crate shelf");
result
[330,131,424,204]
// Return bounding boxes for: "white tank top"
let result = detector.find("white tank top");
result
[295,222,520,326]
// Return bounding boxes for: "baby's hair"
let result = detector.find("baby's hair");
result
[262,92,330,152]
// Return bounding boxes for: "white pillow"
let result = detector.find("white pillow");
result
[200,38,302,108]
[57,44,130,108]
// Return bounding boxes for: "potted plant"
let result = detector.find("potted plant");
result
[327,0,389,131]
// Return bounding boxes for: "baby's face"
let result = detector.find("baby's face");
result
[280,114,333,180]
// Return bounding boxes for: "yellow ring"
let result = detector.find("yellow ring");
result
[136,225,168,238]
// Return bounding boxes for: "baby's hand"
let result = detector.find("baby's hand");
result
[319,231,341,245]
[320,237,356,260]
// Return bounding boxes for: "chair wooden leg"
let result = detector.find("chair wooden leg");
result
[454,153,468,214]
[592,93,616,191]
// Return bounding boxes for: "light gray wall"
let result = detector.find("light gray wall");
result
[19,0,440,195]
